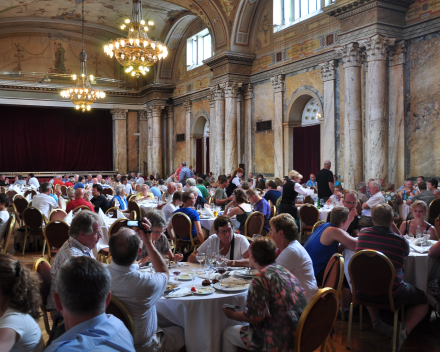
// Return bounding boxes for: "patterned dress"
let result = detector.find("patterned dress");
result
[240,264,307,351]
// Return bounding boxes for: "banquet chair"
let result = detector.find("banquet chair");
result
[293,288,339,352]
[24,189,37,199]
[6,190,17,211]
[105,207,119,218]
[0,186,5,193]
[102,188,114,196]
[43,220,70,261]
[428,199,440,225]
[22,206,46,256]
[97,219,129,264]
[299,204,320,244]
[170,212,201,253]
[106,296,135,337]
[321,254,345,322]
[243,211,265,242]
[1,214,15,254]
[127,194,136,202]
[72,205,92,214]
[435,217,440,241]
[49,209,67,221]
[60,185,68,197]
[356,200,362,216]
[34,258,52,335]
[346,250,404,351]
[129,210,137,220]
[13,196,28,228]
[135,184,141,192]
[303,195,314,205]
[311,220,326,234]
[268,201,276,219]
[310,186,318,194]
[128,200,142,220]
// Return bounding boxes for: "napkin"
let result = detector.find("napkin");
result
[63,211,73,224]
[199,272,222,280]
[204,205,214,217]
[409,243,430,253]
[98,208,107,223]
[26,193,32,202]
[59,197,67,211]
[116,209,127,219]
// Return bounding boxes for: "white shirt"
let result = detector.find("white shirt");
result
[137,177,145,185]
[276,240,318,302]
[0,308,44,352]
[125,183,133,194]
[295,183,314,197]
[162,203,178,224]
[232,176,241,187]
[0,210,9,243]
[197,234,249,260]
[108,262,168,351]
[28,177,40,188]
[362,191,386,217]
[32,193,58,219]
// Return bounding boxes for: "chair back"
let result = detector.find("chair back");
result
[170,212,195,245]
[23,206,44,229]
[102,188,114,196]
[24,189,37,199]
[13,196,29,215]
[72,205,91,214]
[106,296,135,337]
[356,199,362,216]
[6,190,17,205]
[435,217,440,241]
[429,199,440,221]
[294,288,339,352]
[109,219,129,237]
[268,201,276,218]
[0,186,5,193]
[49,209,67,221]
[348,250,397,311]
[129,210,137,220]
[128,200,141,220]
[105,207,119,218]
[304,195,314,205]
[135,184,141,192]
[311,220,326,234]
[60,185,68,197]
[322,254,345,295]
[299,204,320,227]
[1,214,16,253]
[33,258,52,334]
[127,194,136,202]
[244,211,265,238]
[44,220,70,250]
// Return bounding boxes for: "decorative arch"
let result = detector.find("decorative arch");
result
[191,110,210,173]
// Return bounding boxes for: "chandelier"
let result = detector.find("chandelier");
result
[60,0,105,112]
[103,0,168,77]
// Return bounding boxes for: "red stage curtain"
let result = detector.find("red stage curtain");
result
[293,124,321,181]
[196,138,203,173]
[0,106,113,172]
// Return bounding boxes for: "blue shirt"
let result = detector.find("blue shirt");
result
[334,180,342,187]
[150,187,161,198]
[178,167,192,185]
[44,313,135,352]
[73,183,85,189]
[50,194,58,202]
[114,194,128,210]
[254,198,271,232]
[264,190,282,207]
[173,207,200,240]
[305,180,317,187]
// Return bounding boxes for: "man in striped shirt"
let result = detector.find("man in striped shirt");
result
[355,203,428,351]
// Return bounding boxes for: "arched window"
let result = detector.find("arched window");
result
[186,29,212,70]
[301,98,320,126]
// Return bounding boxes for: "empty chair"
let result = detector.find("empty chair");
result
[22,206,46,256]
[105,296,135,337]
[24,189,37,199]
[1,214,15,254]
[128,200,141,220]
[303,195,314,205]
[428,199,440,224]
[321,253,345,322]
[49,209,67,221]
[33,258,52,335]
[72,205,92,214]
[244,211,265,241]
[43,220,70,261]
[5,190,17,210]
[299,204,320,243]
[13,196,28,228]
[103,188,114,196]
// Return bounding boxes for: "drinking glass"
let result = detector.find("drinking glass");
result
[423,230,430,247]
[196,252,206,273]
[187,270,197,284]
[252,234,261,241]
[107,211,114,219]
[216,257,227,285]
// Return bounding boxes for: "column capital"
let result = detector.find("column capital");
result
[150,105,165,116]
[212,84,225,101]
[319,60,337,81]
[207,91,216,108]
[244,83,253,100]
[139,109,148,121]
[336,43,362,68]
[110,109,128,120]
[359,34,396,62]
[184,100,192,113]
[222,81,239,98]
[389,40,407,67]
[167,106,174,116]
[270,74,285,93]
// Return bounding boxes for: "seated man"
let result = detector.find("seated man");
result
[263,180,282,206]
[162,191,182,224]
[246,189,271,235]
[14,175,26,186]
[66,188,95,213]
[407,181,436,209]
[46,256,135,351]
[304,206,357,283]
[121,176,133,195]
[189,215,250,267]
[164,182,177,199]
[108,226,184,352]
[399,179,415,199]
[32,182,63,219]
[73,175,85,189]
[53,175,64,186]
[329,185,344,205]
[196,177,210,201]
[90,184,110,213]
[356,203,428,349]
[62,174,70,183]
[214,177,233,210]
[84,174,93,185]
[27,173,40,188]
[356,182,368,203]
[327,191,359,237]
[136,173,145,185]
[359,180,385,227]
[167,191,204,244]
[149,184,162,199]
[305,174,317,187]
[188,186,207,208]
[270,213,318,302]
[185,178,202,198]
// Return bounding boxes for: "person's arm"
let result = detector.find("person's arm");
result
[167,221,175,243]
[391,222,402,236]
[194,221,205,243]
[341,208,357,232]
[328,182,334,193]
[188,250,199,263]
[323,227,357,251]
[294,183,314,196]
[222,308,265,324]
[362,201,371,210]
[0,328,17,351]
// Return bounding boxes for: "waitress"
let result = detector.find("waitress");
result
[279,170,314,219]
[226,167,244,196]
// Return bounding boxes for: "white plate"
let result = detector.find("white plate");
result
[177,274,194,281]
[192,286,215,295]
[213,282,249,292]
[165,290,193,298]
[234,270,258,278]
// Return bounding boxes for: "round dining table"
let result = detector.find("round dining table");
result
[155,263,248,352]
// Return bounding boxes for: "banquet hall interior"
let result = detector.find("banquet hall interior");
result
[1,0,440,351]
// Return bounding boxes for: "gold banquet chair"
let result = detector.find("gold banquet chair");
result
[170,212,201,253]
[1,214,16,254]
[106,296,135,337]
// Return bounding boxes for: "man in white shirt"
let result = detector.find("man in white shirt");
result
[270,213,318,302]
[84,174,93,185]
[162,191,182,224]
[137,173,145,185]
[121,176,133,195]
[27,173,40,189]
[108,226,185,352]
[32,182,62,219]
[359,180,386,227]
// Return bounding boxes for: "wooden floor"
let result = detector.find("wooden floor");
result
[5,234,440,351]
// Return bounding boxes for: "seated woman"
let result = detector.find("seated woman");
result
[222,237,307,351]
[137,209,183,265]
[189,215,249,267]
[0,253,45,352]
[304,206,357,283]
[328,185,344,205]
[399,200,436,240]
[428,241,440,314]
[333,174,342,187]
[223,189,252,234]
[113,184,129,212]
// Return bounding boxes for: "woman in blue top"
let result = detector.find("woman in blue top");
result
[333,175,342,187]
[167,191,205,244]
[113,184,128,211]
[304,206,357,283]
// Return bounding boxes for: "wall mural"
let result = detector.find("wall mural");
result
[406,0,440,25]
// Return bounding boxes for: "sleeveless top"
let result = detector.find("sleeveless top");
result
[236,205,252,235]
[280,180,298,205]
[403,220,432,235]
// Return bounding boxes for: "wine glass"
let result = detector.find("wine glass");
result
[107,211,114,219]
[216,257,227,286]
[196,252,206,273]
[187,270,197,284]
[172,268,182,280]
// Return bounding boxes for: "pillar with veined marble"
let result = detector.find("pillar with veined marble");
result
[208,92,216,175]
[243,84,253,175]
[150,105,165,176]
[214,85,225,175]
[146,105,153,175]
[139,109,148,176]
[270,74,284,178]
[223,81,239,175]
[111,109,128,174]
[166,106,174,175]
[184,100,192,168]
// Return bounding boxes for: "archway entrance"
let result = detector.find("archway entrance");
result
[192,114,210,174]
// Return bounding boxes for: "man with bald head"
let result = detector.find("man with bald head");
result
[316,160,334,201]
[66,187,95,213]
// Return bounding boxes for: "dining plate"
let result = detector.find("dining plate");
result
[234,269,259,278]
[192,286,215,295]
[213,282,249,292]
[177,274,194,281]
[165,282,180,292]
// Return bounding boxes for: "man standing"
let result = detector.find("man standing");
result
[358,180,385,227]
[356,182,368,203]
[305,174,317,187]
[32,182,63,219]
[178,162,192,186]
[108,227,184,352]
[46,256,135,351]
[316,160,334,201]
[66,188,95,213]
[90,184,110,213]
[27,173,40,188]
[214,177,233,210]
[246,189,271,235]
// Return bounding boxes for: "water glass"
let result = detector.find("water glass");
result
[107,211,114,218]
[252,234,261,241]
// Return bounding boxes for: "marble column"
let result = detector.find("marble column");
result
[214,85,225,175]
[208,92,216,175]
[223,81,239,175]
[111,109,128,174]
[283,122,295,173]
[243,84,253,175]
[319,60,337,170]
[184,100,192,167]
[147,105,153,175]
[337,43,363,190]
[360,34,395,181]
[237,92,243,166]
[150,105,164,176]
[388,41,406,186]
[139,109,148,176]
[167,106,174,175]
[270,74,285,178]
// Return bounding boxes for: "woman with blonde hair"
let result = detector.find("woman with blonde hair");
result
[399,200,436,240]
[226,167,244,197]
[0,253,44,351]
[278,170,314,219]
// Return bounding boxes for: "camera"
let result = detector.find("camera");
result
[127,220,151,233]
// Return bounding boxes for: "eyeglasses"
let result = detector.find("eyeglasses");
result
[344,201,357,205]
[218,228,232,234]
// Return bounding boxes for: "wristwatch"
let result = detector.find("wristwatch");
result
[232,260,235,266]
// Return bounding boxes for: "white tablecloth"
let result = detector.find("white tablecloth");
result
[138,201,158,215]
[156,263,248,352]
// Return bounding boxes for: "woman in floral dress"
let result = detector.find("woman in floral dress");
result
[222,237,307,352]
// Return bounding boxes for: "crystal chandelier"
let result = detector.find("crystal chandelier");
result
[103,0,168,77]
[60,0,105,112]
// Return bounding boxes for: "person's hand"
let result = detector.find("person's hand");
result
[55,190,62,196]
[222,307,237,319]
[348,207,357,222]
[138,217,152,242]
[406,199,411,205]
[204,204,211,209]
[157,203,166,210]
[174,253,184,262]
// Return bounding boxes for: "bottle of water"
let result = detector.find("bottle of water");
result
[403,190,406,201]
[416,225,422,240]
